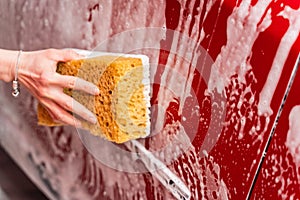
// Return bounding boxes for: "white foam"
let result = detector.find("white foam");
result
[257,5,300,116]
[286,106,300,166]
[207,0,272,94]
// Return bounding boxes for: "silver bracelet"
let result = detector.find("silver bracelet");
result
[12,50,22,97]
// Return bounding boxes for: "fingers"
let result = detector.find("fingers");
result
[60,49,84,61]
[43,49,99,95]
[42,100,83,128]
[40,86,98,125]
[21,48,98,128]
[52,74,100,95]
[45,48,84,62]
[54,93,98,124]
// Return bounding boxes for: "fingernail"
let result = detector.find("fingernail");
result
[77,54,86,59]
[73,51,85,59]
[94,87,100,95]
[89,115,98,124]
[75,120,82,128]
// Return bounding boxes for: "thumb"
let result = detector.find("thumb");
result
[60,49,85,61]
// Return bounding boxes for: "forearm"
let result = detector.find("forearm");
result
[0,49,19,82]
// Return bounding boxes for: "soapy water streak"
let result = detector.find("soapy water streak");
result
[1,1,298,199]
[71,27,226,174]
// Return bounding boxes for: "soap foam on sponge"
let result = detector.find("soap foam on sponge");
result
[37,52,151,143]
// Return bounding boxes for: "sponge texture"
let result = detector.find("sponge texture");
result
[37,55,150,143]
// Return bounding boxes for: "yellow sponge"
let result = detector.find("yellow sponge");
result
[37,53,151,143]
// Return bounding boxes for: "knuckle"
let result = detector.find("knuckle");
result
[55,111,64,121]
[65,99,73,110]
[64,49,82,60]
[39,87,50,98]
[68,77,76,88]
[39,72,51,85]
[46,48,61,61]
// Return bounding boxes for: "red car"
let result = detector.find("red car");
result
[0,0,299,199]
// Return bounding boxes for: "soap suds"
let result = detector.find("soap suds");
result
[1,0,299,199]
[286,106,300,184]
[258,6,300,116]
[207,0,272,94]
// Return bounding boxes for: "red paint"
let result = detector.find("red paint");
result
[251,32,300,199]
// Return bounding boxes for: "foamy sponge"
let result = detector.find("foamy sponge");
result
[37,54,151,143]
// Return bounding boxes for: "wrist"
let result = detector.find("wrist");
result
[0,49,19,82]
[10,50,32,83]
[12,50,23,80]
[16,51,29,80]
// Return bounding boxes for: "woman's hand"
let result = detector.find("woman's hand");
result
[17,49,99,127]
